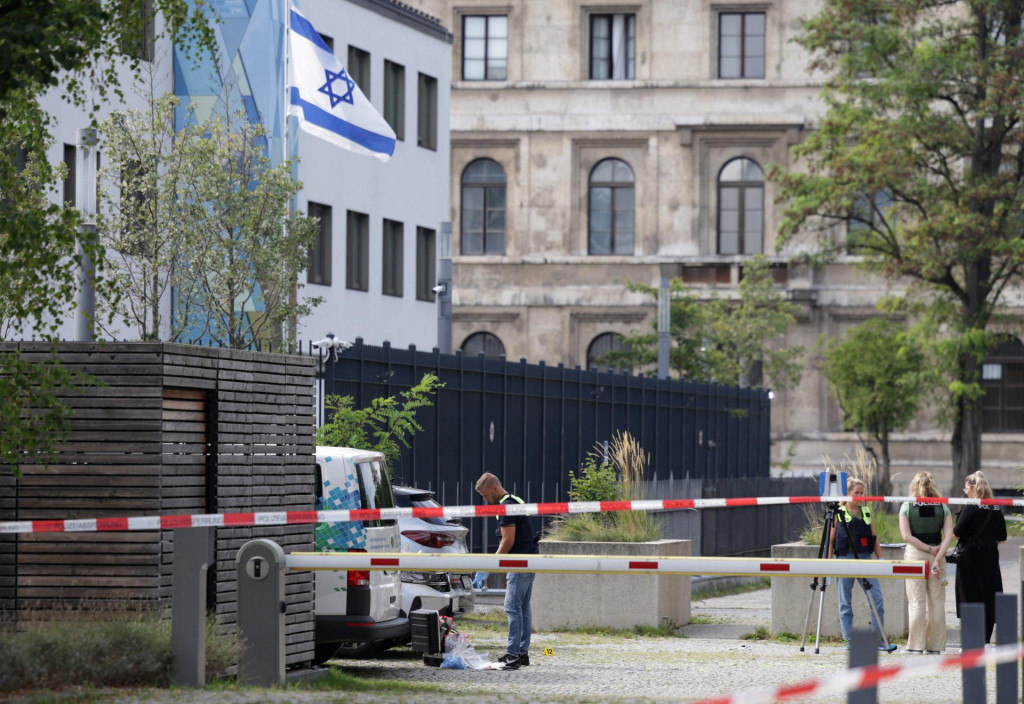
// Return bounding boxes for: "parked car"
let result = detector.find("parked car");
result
[312,447,405,664]
[393,485,476,615]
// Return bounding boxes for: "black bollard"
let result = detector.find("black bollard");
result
[961,602,986,703]
[995,593,1016,704]
[848,628,878,704]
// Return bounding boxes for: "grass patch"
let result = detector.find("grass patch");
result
[0,610,240,692]
[299,667,453,694]
[550,623,684,639]
[740,627,851,645]
[694,578,770,599]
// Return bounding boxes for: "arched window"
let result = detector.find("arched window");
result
[981,337,1024,432]
[461,331,506,359]
[461,159,506,255]
[587,332,628,370]
[717,157,764,255]
[588,158,634,255]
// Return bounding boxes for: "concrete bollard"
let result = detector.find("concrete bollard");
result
[172,527,212,688]
[236,539,287,687]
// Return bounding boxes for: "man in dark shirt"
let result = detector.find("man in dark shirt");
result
[475,472,538,670]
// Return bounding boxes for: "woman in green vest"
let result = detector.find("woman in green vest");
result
[828,476,896,652]
[898,471,953,653]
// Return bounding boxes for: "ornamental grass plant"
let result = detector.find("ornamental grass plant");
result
[547,431,662,542]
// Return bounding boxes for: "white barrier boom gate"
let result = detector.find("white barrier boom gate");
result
[284,552,929,580]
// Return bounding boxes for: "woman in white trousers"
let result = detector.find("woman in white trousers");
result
[898,471,953,653]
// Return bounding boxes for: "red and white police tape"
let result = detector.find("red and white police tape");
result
[689,642,1024,704]
[0,494,1017,535]
[283,551,928,579]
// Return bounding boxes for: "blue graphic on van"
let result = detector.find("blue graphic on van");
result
[315,476,366,551]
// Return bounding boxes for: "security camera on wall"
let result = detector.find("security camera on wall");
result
[312,333,353,361]
[431,284,446,294]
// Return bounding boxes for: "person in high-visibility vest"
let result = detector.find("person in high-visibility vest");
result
[828,476,896,652]
[475,472,539,670]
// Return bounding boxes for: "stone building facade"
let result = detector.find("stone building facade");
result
[405,0,1024,492]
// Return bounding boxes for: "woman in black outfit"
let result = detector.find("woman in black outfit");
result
[954,470,1007,643]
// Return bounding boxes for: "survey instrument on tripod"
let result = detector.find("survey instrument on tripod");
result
[799,470,846,654]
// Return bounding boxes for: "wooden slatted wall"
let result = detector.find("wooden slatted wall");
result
[0,342,317,666]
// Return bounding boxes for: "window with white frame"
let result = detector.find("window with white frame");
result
[462,15,508,80]
[590,13,636,80]
[981,338,1024,432]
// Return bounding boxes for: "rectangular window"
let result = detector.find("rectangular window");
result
[62,144,76,207]
[590,13,636,80]
[847,190,892,252]
[718,12,765,79]
[417,73,437,150]
[416,226,436,302]
[382,219,404,297]
[120,0,155,61]
[307,202,332,286]
[462,15,508,80]
[348,46,370,98]
[346,210,369,291]
[319,34,334,51]
[384,60,405,141]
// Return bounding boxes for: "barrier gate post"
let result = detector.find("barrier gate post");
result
[961,602,986,702]
[236,539,287,686]
[171,527,211,687]
[847,628,878,704]
[995,592,1017,704]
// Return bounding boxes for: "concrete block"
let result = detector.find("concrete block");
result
[533,539,691,630]
[770,542,909,639]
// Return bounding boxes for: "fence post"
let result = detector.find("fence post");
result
[847,628,878,704]
[236,539,287,686]
[961,602,986,702]
[171,527,212,687]
[995,592,1016,704]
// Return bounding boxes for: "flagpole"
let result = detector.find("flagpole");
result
[284,0,300,350]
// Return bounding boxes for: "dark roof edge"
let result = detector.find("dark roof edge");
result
[346,0,453,44]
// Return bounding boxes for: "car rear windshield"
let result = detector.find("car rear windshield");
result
[395,493,449,526]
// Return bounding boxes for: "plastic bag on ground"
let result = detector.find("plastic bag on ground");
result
[440,632,490,670]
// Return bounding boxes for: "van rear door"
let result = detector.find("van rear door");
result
[353,456,401,622]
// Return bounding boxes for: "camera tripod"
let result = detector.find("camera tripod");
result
[799,502,892,654]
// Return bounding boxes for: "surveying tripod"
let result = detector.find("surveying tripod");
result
[798,501,892,654]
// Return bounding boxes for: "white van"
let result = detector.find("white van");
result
[313,446,405,663]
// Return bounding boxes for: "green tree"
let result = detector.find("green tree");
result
[0,2,214,477]
[179,107,321,349]
[96,80,321,348]
[774,0,1024,493]
[316,373,444,473]
[819,318,927,496]
[604,255,803,390]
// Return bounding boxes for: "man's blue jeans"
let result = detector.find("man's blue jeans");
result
[504,572,535,657]
[835,554,885,642]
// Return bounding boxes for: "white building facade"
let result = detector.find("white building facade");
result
[28,0,451,352]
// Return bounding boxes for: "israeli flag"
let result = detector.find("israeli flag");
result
[287,5,396,161]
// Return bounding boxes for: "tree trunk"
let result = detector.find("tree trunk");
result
[878,431,892,500]
[951,395,983,499]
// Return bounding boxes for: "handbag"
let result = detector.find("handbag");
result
[945,542,966,564]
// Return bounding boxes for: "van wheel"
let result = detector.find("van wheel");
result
[331,640,384,659]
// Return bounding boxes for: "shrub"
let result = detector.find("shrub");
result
[547,431,662,542]
[0,610,240,692]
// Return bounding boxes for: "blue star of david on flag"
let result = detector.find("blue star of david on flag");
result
[318,68,355,108]
[287,5,396,160]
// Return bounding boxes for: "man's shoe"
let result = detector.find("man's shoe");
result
[501,655,521,670]
[520,653,530,666]
[878,643,897,653]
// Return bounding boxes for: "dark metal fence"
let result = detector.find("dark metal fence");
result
[318,338,784,552]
